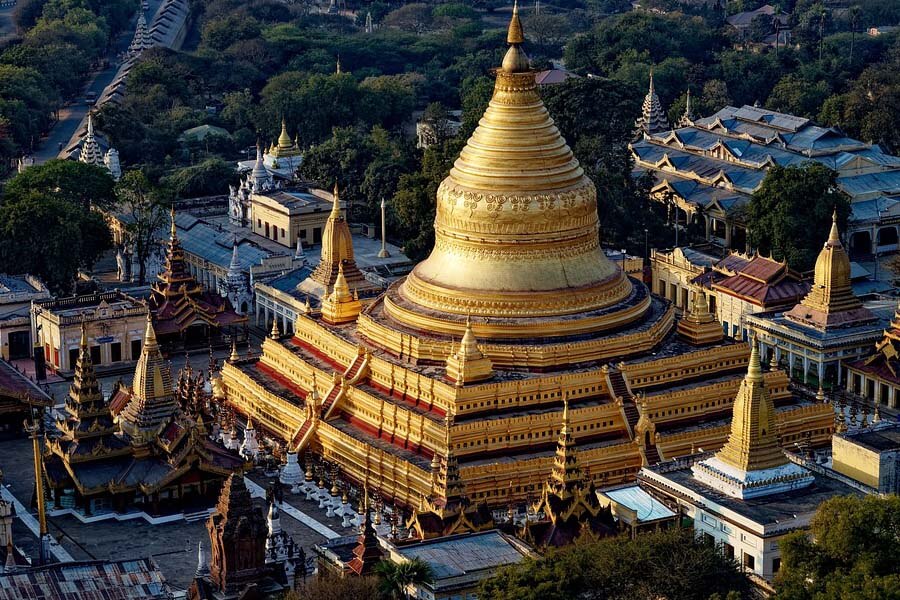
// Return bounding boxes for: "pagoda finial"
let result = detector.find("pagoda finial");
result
[169,206,177,240]
[144,313,158,351]
[331,183,342,219]
[229,338,239,362]
[79,317,88,349]
[336,56,341,74]
[649,68,655,94]
[747,334,763,383]
[270,316,281,339]
[507,0,524,44]
[561,392,569,434]
[501,1,529,72]
[828,207,840,245]
[277,117,292,150]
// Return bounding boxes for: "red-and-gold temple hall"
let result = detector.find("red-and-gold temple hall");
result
[218,12,833,510]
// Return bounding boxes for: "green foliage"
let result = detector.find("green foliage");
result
[774,495,900,600]
[478,528,750,600]
[2,159,117,210]
[392,138,461,260]
[818,45,900,153]
[0,0,129,160]
[115,171,171,285]
[300,126,417,224]
[748,163,851,271]
[0,192,111,293]
[564,12,726,77]
[162,158,238,198]
[374,557,435,600]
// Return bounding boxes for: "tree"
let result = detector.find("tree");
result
[478,528,750,600]
[374,558,435,600]
[0,192,111,292]
[393,137,461,261]
[382,4,433,34]
[775,496,900,600]
[748,13,774,43]
[115,171,170,286]
[2,159,117,210]
[748,163,851,271]
[162,158,237,199]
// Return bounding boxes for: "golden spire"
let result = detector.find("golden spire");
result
[387,5,632,340]
[785,207,872,330]
[330,183,342,219]
[143,313,158,351]
[308,183,361,290]
[169,206,177,240]
[321,264,362,325]
[502,1,529,73]
[507,0,524,44]
[270,316,281,339]
[549,392,580,494]
[80,319,88,349]
[332,264,351,303]
[277,117,292,150]
[828,208,840,244]
[677,284,722,345]
[229,338,239,362]
[714,335,787,472]
[119,315,176,442]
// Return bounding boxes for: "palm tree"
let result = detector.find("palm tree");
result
[374,557,435,600]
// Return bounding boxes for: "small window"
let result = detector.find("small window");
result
[743,553,755,571]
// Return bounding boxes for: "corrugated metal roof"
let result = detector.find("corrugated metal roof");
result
[396,531,528,580]
[0,558,172,600]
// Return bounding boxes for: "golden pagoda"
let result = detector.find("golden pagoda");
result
[676,285,723,345]
[304,185,370,295]
[220,7,833,512]
[784,210,875,329]
[691,336,814,499]
[711,336,786,472]
[270,118,301,160]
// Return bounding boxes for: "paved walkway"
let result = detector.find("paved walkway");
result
[32,0,165,164]
[243,477,341,540]
[1,484,74,562]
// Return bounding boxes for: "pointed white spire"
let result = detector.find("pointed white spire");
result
[294,237,306,264]
[79,114,104,166]
[195,541,210,577]
[228,238,240,274]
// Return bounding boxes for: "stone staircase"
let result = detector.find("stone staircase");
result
[606,367,640,439]
[289,350,369,452]
[643,444,662,466]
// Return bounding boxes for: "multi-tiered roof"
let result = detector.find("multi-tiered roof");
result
[50,323,129,462]
[148,210,245,338]
[635,72,670,135]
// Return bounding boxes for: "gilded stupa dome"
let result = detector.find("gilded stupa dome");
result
[383,4,642,340]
